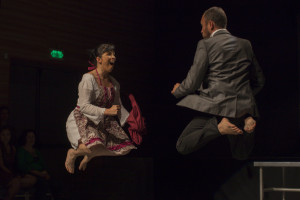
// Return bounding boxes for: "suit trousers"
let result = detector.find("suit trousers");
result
[176,114,255,160]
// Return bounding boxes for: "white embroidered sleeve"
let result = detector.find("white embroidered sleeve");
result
[119,98,129,127]
[111,77,129,127]
[77,74,105,125]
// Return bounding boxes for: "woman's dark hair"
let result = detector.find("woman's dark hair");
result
[19,129,37,147]
[88,43,115,66]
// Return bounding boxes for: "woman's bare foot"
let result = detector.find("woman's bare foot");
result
[79,155,89,171]
[78,143,92,154]
[218,118,243,135]
[65,148,77,174]
[244,116,256,133]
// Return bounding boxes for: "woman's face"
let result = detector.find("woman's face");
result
[25,132,35,146]
[0,129,11,145]
[97,51,116,73]
[0,109,9,122]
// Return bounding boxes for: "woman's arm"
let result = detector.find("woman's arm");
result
[111,76,129,126]
[0,148,11,173]
[77,74,118,124]
[77,74,106,117]
[16,148,30,174]
[28,170,50,180]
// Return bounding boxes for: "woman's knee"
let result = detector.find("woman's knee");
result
[21,174,37,188]
[9,177,21,188]
[121,149,131,156]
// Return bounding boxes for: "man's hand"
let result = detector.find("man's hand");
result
[104,105,120,116]
[171,83,181,94]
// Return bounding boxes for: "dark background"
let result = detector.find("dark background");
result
[154,0,300,158]
[152,1,300,199]
[1,0,300,199]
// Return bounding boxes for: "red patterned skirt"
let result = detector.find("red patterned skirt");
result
[73,108,136,154]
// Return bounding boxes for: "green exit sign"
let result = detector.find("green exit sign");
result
[50,50,64,59]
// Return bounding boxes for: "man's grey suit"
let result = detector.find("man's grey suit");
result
[174,30,265,160]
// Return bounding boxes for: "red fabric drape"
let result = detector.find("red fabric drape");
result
[127,94,146,145]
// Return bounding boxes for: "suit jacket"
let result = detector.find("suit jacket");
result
[173,30,265,118]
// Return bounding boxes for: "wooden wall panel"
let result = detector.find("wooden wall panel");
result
[0,0,155,105]
[0,60,10,105]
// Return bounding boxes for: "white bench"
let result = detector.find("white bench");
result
[254,162,300,200]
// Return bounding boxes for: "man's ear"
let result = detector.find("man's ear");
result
[208,20,215,31]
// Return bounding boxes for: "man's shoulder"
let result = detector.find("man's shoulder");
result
[235,37,252,49]
[226,34,251,44]
[235,36,251,43]
[209,33,252,46]
[194,39,207,50]
[196,34,252,50]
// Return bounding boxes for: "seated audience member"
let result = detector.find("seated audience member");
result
[0,127,35,200]
[17,129,52,200]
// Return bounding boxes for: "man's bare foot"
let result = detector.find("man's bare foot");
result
[65,148,77,174]
[79,155,89,171]
[244,116,256,133]
[218,118,243,135]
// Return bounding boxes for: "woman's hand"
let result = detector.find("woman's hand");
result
[3,168,12,174]
[104,105,120,116]
[41,171,50,180]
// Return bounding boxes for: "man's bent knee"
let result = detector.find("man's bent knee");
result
[176,141,191,155]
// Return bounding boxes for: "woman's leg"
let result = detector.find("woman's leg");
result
[20,174,37,189]
[5,177,21,200]
[78,144,131,171]
[65,143,91,173]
